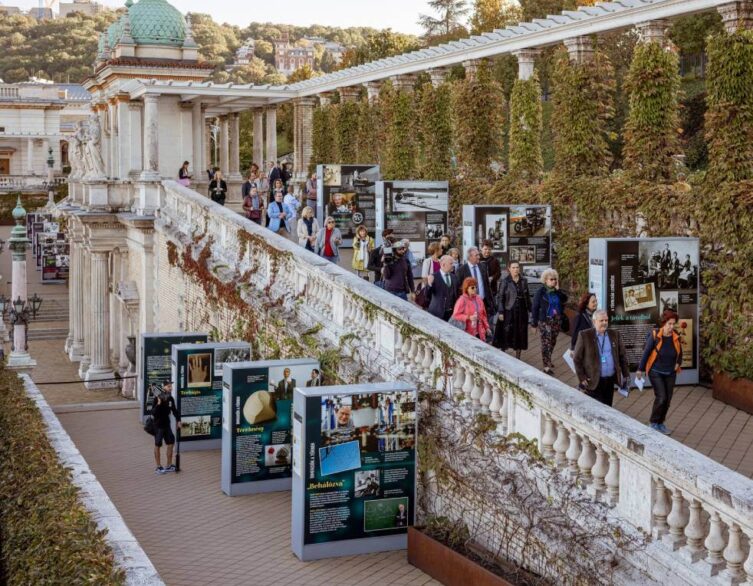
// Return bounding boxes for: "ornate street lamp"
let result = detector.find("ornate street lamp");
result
[45,146,56,209]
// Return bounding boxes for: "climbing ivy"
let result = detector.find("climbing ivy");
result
[356,99,381,164]
[311,105,336,169]
[384,87,418,179]
[508,73,543,181]
[334,101,361,164]
[551,49,615,177]
[418,82,453,180]
[623,41,681,182]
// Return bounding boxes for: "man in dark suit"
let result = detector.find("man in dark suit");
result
[455,246,495,317]
[275,368,296,400]
[573,309,630,407]
[426,255,458,321]
[267,161,281,194]
[305,369,322,387]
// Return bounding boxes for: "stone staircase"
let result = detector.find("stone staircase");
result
[10,295,70,341]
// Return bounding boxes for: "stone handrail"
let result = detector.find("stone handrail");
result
[0,175,66,190]
[160,180,753,582]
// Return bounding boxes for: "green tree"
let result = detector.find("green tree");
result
[418,0,469,42]
[469,0,520,35]
[339,30,420,69]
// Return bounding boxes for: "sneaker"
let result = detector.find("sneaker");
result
[154,466,166,475]
[649,423,661,432]
[657,424,672,436]
[164,464,176,472]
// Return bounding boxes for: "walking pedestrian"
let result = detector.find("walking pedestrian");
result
[531,268,568,374]
[636,310,682,435]
[426,255,458,321]
[421,242,442,281]
[351,225,375,279]
[455,247,495,320]
[297,206,320,252]
[150,381,180,474]
[451,277,491,341]
[305,172,317,210]
[242,178,264,224]
[368,229,394,288]
[267,191,294,237]
[447,248,460,272]
[573,309,630,407]
[315,216,342,263]
[382,239,414,300]
[570,293,598,352]
[208,170,227,206]
[492,261,531,358]
[479,240,502,296]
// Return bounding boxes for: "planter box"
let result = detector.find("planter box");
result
[407,527,513,586]
[713,372,753,415]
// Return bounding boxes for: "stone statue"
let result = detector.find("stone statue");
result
[83,114,106,179]
[68,121,87,179]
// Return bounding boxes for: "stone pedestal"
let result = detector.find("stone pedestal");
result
[85,181,109,209]
[136,181,161,215]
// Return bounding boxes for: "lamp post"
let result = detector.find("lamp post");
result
[45,146,56,210]
[209,122,220,169]
[0,239,7,343]
[7,197,36,369]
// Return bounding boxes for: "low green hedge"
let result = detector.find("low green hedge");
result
[0,371,124,585]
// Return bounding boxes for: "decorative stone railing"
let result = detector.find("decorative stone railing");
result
[0,175,66,191]
[160,180,753,583]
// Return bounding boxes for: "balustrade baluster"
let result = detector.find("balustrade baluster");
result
[461,366,474,406]
[589,445,608,500]
[479,379,492,414]
[401,337,415,372]
[412,340,424,374]
[451,364,465,402]
[664,488,688,550]
[565,429,581,477]
[651,478,670,538]
[541,413,556,460]
[499,389,508,435]
[741,529,753,583]
[470,375,483,410]
[604,451,620,505]
[421,345,434,379]
[704,511,726,573]
[577,435,595,483]
[722,523,745,580]
[682,499,706,562]
[553,421,569,468]
[489,385,502,423]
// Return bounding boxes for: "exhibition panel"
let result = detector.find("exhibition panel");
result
[221,358,320,496]
[292,382,417,561]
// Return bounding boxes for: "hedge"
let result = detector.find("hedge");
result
[0,371,124,585]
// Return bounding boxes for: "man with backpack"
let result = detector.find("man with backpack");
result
[150,381,181,475]
[368,229,394,288]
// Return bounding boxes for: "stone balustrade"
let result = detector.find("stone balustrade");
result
[0,175,66,190]
[160,180,753,583]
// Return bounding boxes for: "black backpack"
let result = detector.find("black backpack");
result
[367,246,383,272]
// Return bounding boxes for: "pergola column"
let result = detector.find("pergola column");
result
[463,59,480,82]
[318,92,333,107]
[78,251,91,377]
[252,107,264,168]
[140,94,159,180]
[68,235,85,361]
[228,112,242,181]
[85,249,115,386]
[635,19,670,44]
[265,106,277,164]
[391,74,416,94]
[191,100,204,178]
[338,86,361,102]
[429,68,450,87]
[219,115,229,174]
[563,36,595,64]
[293,97,316,181]
[718,1,753,32]
[365,81,381,103]
[513,49,540,80]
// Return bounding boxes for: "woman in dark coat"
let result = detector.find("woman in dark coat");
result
[569,292,598,352]
[492,261,531,359]
[531,268,568,375]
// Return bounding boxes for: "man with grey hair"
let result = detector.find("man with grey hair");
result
[573,309,630,407]
[426,255,459,321]
[455,246,495,318]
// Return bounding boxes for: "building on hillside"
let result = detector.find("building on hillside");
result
[0,81,90,182]
[28,6,53,19]
[301,36,346,66]
[0,4,21,15]
[227,40,255,70]
[274,33,314,75]
[59,0,104,17]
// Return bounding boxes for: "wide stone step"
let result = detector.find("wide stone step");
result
[27,328,68,340]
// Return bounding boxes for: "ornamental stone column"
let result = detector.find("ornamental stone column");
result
[635,20,669,45]
[293,97,316,182]
[513,49,540,80]
[563,36,595,64]
[26,139,34,174]
[109,248,121,369]
[265,107,278,164]
[140,94,160,180]
[338,86,360,103]
[7,197,35,370]
[391,74,416,94]
[228,112,242,181]
[718,1,753,32]
[78,251,91,377]
[128,101,143,179]
[219,115,229,174]
[318,93,333,107]
[252,108,264,167]
[463,60,480,82]
[68,232,85,361]
[85,248,116,387]
[365,81,381,103]
[429,68,450,88]
[191,101,204,180]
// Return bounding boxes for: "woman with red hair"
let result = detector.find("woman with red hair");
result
[637,309,683,435]
[451,277,490,341]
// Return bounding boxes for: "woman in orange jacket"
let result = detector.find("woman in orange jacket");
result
[451,277,491,341]
[636,309,683,436]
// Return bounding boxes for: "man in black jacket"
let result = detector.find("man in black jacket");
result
[368,229,395,287]
[151,381,180,475]
[426,255,458,321]
[382,239,414,300]
[456,246,495,316]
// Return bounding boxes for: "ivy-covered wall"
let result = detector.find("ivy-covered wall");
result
[508,74,543,181]
[418,82,453,181]
[334,101,361,164]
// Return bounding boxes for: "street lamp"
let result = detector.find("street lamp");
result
[7,293,43,352]
[45,146,56,209]
[210,122,220,169]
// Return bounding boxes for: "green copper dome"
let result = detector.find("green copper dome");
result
[108,0,186,48]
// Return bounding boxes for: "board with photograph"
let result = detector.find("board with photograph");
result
[376,181,449,279]
[41,240,69,283]
[221,358,320,496]
[138,332,208,420]
[292,382,416,561]
[316,164,380,245]
[588,238,700,384]
[171,342,251,450]
[462,205,552,294]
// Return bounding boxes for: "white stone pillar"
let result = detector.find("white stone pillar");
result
[513,49,540,81]
[116,100,130,179]
[78,251,91,377]
[564,36,595,64]
[635,19,669,45]
[26,139,34,174]
[128,101,143,178]
[293,97,316,182]
[69,237,84,361]
[429,69,449,88]
[108,100,118,179]
[219,115,229,174]
[319,93,332,107]
[718,1,753,33]
[204,120,212,171]
[7,258,34,368]
[85,249,115,386]
[228,112,242,181]
[192,101,204,179]
[140,94,160,180]
[109,249,121,370]
[365,82,381,103]
[391,74,416,94]
[265,107,277,164]
[462,60,479,83]
[253,108,264,168]
[338,86,360,103]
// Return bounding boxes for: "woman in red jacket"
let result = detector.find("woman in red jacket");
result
[451,277,490,341]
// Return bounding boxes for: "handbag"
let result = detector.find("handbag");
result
[143,415,156,436]
[560,312,570,333]
[414,282,430,309]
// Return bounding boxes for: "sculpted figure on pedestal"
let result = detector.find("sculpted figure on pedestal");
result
[69,121,87,179]
[84,115,107,179]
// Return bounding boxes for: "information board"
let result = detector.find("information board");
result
[139,332,208,420]
[316,164,380,245]
[292,382,416,561]
[462,204,552,294]
[171,342,251,451]
[589,237,700,385]
[221,358,320,496]
[41,240,69,283]
[376,181,449,279]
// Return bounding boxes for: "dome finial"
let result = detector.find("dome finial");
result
[183,13,197,49]
[125,0,133,7]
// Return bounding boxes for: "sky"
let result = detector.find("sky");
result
[9,0,434,35]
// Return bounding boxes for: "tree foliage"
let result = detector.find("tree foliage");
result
[469,0,521,35]
[419,0,469,44]
[339,29,420,69]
